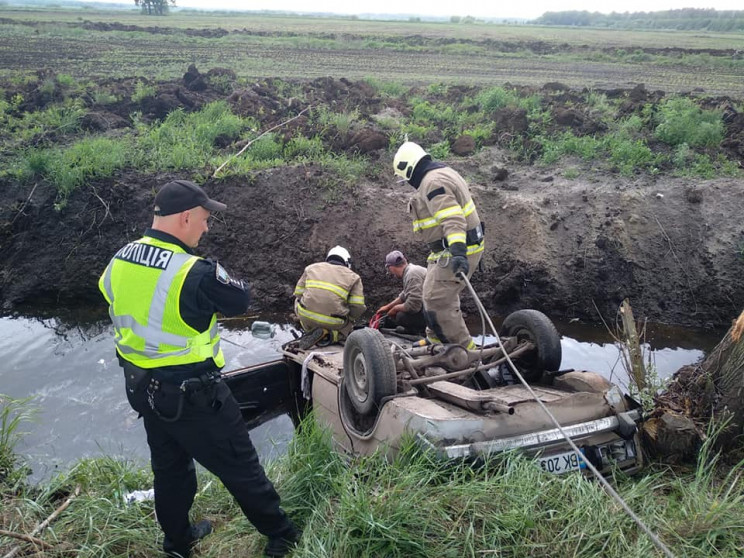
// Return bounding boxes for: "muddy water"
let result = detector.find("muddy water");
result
[0,313,724,482]
[0,313,298,482]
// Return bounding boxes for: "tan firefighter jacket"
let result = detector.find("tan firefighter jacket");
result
[408,167,484,262]
[293,261,366,327]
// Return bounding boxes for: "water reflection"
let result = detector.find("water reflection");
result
[0,312,725,482]
[0,315,298,482]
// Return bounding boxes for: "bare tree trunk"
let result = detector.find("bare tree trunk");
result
[644,310,744,460]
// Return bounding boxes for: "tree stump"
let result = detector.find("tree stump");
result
[644,309,744,458]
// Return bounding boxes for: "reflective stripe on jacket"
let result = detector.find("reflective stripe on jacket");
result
[426,242,485,263]
[408,166,482,249]
[294,261,366,325]
[98,235,225,369]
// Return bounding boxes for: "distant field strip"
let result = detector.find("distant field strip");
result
[0,12,743,95]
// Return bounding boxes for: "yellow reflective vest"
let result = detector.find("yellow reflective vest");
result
[98,235,225,369]
[293,262,366,327]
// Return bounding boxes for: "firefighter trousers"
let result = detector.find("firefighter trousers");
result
[422,250,482,348]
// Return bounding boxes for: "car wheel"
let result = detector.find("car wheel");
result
[500,309,562,381]
[343,328,397,415]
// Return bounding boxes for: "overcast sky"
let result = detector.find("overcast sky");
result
[163,1,743,20]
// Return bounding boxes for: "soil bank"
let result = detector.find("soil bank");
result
[1,155,742,329]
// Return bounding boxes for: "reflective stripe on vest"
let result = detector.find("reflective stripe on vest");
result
[99,237,224,368]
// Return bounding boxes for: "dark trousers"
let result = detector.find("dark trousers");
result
[125,370,294,552]
[381,310,427,335]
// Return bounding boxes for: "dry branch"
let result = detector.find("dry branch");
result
[10,183,38,226]
[212,106,312,178]
[0,531,53,550]
[2,485,81,558]
[620,299,646,391]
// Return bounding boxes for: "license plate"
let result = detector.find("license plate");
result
[538,450,584,474]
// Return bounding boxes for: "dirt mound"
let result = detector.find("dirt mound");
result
[722,108,744,160]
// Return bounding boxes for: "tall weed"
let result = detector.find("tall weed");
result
[476,86,521,112]
[0,395,35,486]
[606,135,658,176]
[654,97,724,147]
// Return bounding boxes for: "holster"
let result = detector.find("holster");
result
[123,362,151,393]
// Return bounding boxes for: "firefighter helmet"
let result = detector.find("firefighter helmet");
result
[393,141,429,181]
[327,245,352,268]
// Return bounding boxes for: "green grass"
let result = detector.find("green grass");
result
[19,137,130,208]
[135,101,251,170]
[130,80,156,103]
[1,62,740,203]
[653,97,725,147]
[0,99,86,148]
[3,415,744,557]
[0,395,35,487]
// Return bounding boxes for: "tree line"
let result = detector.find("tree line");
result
[134,0,175,16]
[535,8,744,32]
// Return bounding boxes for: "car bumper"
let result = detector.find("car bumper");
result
[418,409,642,463]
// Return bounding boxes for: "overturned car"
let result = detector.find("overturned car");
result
[223,310,643,476]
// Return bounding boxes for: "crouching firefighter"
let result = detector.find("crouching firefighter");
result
[98,179,299,558]
[393,141,485,349]
[293,246,366,349]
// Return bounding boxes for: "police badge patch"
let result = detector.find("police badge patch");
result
[216,263,231,284]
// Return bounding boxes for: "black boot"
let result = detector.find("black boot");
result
[163,520,213,557]
[297,328,327,350]
[263,524,301,557]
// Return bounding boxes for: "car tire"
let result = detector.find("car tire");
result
[343,328,397,415]
[500,309,562,381]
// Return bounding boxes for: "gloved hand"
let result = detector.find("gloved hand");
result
[449,242,469,277]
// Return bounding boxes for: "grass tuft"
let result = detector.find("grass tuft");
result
[653,97,724,148]
[0,395,35,487]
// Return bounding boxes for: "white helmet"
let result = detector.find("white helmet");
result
[327,245,352,268]
[393,141,429,181]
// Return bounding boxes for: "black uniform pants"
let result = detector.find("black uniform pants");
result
[381,310,427,336]
[125,371,294,552]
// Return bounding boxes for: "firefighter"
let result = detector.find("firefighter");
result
[293,246,366,348]
[393,141,484,349]
[98,180,299,558]
[376,250,427,336]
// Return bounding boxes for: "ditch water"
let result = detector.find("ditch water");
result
[0,310,725,483]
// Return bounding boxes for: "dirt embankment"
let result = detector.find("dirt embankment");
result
[0,74,743,328]
[2,161,742,329]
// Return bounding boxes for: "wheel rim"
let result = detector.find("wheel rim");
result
[349,350,369,405]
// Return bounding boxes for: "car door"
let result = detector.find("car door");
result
[221,359,308,429]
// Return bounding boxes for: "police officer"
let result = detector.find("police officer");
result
[293,246,366,349]
[377,250,427,336]
[393,142,484,349]
[98,180,299,558]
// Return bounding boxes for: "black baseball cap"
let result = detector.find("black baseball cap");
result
[154,180,227,216]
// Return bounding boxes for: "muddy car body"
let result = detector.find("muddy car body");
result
[223,310,643,476]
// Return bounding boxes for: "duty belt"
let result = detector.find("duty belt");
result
[428,224,484,252]
[147,371,221,422]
